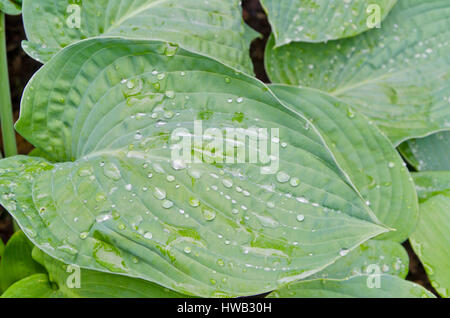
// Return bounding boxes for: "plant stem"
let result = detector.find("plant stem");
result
[0,13,19,233]
[0,13,17,157]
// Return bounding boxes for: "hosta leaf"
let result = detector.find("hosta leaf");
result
[399,131,450,171]
[267,275,436,298]
[265,0,450,145]
[413,171,450,202]
[0,231,45,292]
[21,0,258,74]
[269,85,418,242]
[260,0,397,46]
[2,247,185,298]
[0,0,21,15]
[410,175,450,298]
[1,274,66,298]
[307,239,408,281]
[0,238,4,259]
[0,38,390,297]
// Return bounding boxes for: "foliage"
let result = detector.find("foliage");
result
[0,0,448,298]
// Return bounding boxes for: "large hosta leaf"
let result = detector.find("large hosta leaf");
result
[410,173,450,298]
[0,38,392,297]
[269,85,418,242]
[399,131,450,171]
[1,247,185,298]
[307,239,409,281]
[0,231,45,292]
[21,0,258,73]
[260,0,397,46]
[265,0,450,145]
[267,275,436,298]
[0,0,21,15]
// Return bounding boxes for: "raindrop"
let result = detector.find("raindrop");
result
[103,163,121,181]
[164,43,178,56]
[202,208,216,221]
[172,159,186,170]
[339,248,349,256]
[290,177,300,187]
[162,199,174,209]
[153,187,166,200]
[189,197,200,207]
[276,171,290,183]
[166,175,175,182]
[222,179,233,188]
[165,90,175,99]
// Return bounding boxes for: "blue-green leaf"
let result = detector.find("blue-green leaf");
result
[21,0,258,74]
[269,84,418,242]
[0,38,390,297]
[308,239,409,281]
[399,131,450,171]
[410,173,450,298]
[265,0,450,145]
[413,171,450,202]
[261,0,397,46]
[267,275,436,298]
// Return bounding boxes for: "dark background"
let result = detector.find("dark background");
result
[0,0,437,296]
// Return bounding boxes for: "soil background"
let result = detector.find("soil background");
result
[0,0,438,296]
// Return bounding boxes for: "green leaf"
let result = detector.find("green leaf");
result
[260,0,397,46]
[0,230,45,292]
[1,247,185,298]
[28,147,56,162]
[0,38,390,297]
[0,0,21,15]
[413,171,450,202]
[308,239,409,281]
[1,274,66,298]
[399,131,450,171]
[21,0,258,74]
[269,84,418,242]
[0,238,4,259]
[267,274,436,298]
[265,0,450,145]
[410,178,450,297]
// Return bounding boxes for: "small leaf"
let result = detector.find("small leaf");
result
[21,0,258,73]
[413,171,450,202]
[399,131,450,171]
[267,274,436,298]
[2,247,185,298]
[265,0,450,145]
[1,274,66,298]
[410,175,450,298]
[0,231,45,293]
[0,0,21,15]
[261,0,397,45]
